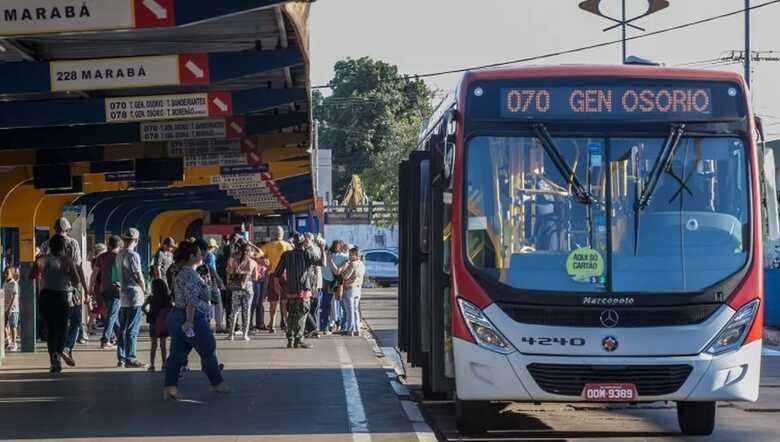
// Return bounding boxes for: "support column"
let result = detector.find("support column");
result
[19,262,36,353]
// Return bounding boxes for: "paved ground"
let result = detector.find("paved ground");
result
[0,316,420,441]
[360,287,780,442]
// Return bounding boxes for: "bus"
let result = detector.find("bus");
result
[398,65,779,436]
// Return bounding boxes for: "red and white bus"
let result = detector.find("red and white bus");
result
[398,65,779,436]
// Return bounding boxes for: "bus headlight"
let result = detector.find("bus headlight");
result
[706,299,760,355]
[457,298,515,355]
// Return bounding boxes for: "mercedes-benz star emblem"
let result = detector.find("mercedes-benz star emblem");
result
[602,336,619,352]
[599,309,620,328]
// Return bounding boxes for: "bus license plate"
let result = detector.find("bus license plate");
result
[583,383,637,401]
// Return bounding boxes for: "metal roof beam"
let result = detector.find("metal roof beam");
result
[0,113,308,150]
[0,87,305,129]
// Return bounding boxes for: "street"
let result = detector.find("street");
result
[361,287,780,441]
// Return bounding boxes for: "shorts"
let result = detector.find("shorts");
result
[6,312,19,329]
[266,275,285,302]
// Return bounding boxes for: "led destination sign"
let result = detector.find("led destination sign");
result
[468,80,745,122]
[501,87,712,118]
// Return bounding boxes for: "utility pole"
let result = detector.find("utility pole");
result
[745,0,751,87]
[622,0,627,63]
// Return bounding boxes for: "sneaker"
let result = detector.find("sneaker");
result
[234,330,243,336]
[117,361,125,368]
[268,328,276,334]
[77,337,87,344]
[286,340,293,348]
[125,360,149,369]
[101,342,116,350]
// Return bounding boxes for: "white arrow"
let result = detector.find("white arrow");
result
[185,60,205,79]
[142,0,168,20]
[213,97,229,112]
[229,122,244,134]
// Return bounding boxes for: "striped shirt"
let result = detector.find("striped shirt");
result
[274,246,323,295]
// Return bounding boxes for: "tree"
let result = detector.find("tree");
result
[314,57,433,207]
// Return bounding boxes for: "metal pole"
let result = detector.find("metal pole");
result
[622,0,627,63]
[745,0,751,87]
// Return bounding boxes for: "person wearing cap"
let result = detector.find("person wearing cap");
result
[115,228,148,369]
[152,237,176,282]
[205,238,219,272]
[262,226,293,333]
[274,232,324,349]
[46,217,89,356]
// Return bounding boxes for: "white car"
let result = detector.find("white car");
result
[362,248,399,286]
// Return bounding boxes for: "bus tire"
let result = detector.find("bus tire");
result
[676,401,716,435]
[455,398,489,435]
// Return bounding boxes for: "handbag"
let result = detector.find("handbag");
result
[154,306,171,338]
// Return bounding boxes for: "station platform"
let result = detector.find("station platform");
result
[0,318,419,441]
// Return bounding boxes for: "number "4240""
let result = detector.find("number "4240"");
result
[520,337,585,346]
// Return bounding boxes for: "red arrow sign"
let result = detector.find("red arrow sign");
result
[179,53,210,85]
[226,117,246,139]
[208,92,233,117]
[134,0,175,28]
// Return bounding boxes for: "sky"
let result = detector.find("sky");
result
[310,0,780,138]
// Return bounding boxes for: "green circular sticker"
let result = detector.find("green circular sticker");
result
[566,247,604,282]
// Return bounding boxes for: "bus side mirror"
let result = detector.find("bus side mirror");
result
[762,148,780,241]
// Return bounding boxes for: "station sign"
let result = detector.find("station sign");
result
[0,0,174,37]
[51,53,209,92]
[183,154,248,167]
[105,91,232,123]
[219,164,269,175]
[167,139,243,156]
[142,118,227,143]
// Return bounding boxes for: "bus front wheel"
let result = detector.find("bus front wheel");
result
[676,401,716,435]
[455,398,490,435]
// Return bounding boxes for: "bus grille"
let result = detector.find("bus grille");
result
[497,303,720,327]
[527,363,694,397]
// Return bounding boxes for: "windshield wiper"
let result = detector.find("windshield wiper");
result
[633,124,686,254]
[532,124,594,205]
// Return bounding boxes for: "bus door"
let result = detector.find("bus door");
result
[398,152,431,370]
[425,122,456,397]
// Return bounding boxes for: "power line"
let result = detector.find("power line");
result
[313,0,780,89]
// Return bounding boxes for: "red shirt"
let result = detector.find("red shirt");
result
[96,251,118,293]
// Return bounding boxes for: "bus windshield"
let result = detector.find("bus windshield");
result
[465,134,750,294]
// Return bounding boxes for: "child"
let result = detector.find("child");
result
[144,279,171,372]
[4,267,19,351]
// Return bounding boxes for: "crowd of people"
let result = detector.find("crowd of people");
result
[4,219,367,399]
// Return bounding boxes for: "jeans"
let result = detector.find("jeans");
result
[319,289,333,331]
[117,306,144,363]
[251,279,265,328]
[305,292,320,334]
[343,287,362,333]
[165,308,223,387]
[65,304,82,352]
[38,289,70,357]
[101,291,120,343]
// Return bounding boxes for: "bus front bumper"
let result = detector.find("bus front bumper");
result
[453,337,762,402]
